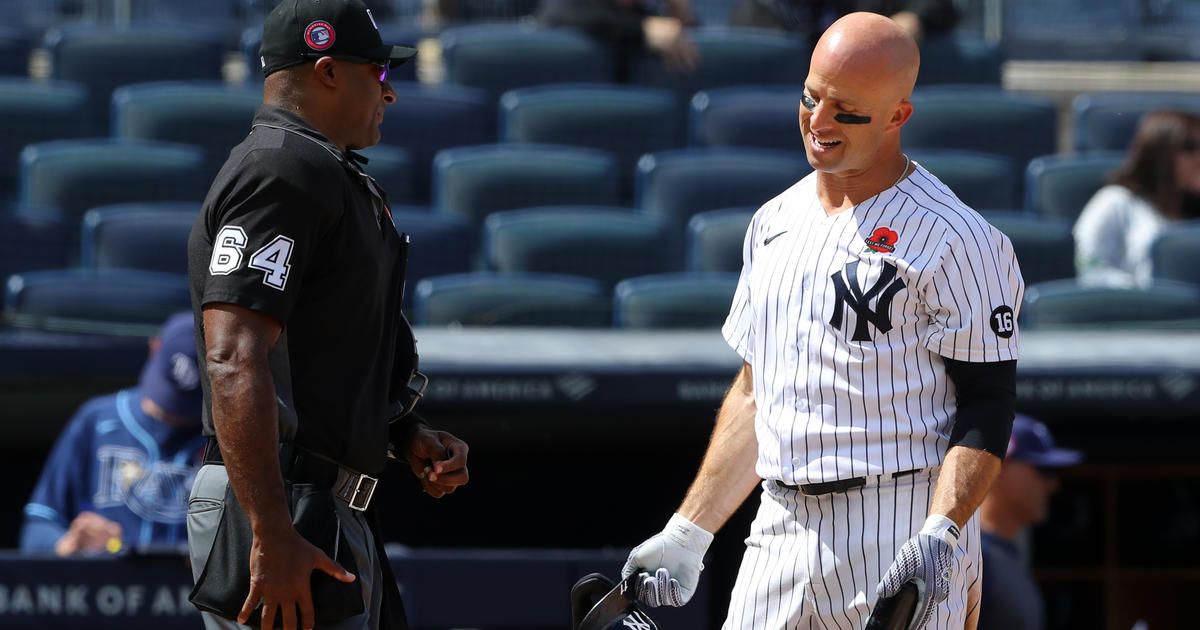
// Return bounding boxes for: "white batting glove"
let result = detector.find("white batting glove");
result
[620,513,714,607]
[877,514,961,630]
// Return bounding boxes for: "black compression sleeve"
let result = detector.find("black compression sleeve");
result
[944,358,1016,458]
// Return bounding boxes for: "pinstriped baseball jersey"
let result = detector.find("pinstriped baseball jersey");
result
[721,162,1024,486]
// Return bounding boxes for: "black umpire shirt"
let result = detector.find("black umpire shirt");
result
[187,104,409,476]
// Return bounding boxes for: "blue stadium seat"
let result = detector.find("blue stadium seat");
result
[380,84,494,204]
[44,25,226,131]
[636,148,809,228]
[1142,0,1200,60]
[433,144,620,224]
[500,84,682,201]
[128,0,246,44]
[240,22,421,84]
[0,26,30,76]
[1025,153,1125,222]
[3,269,191,335]
[686,207,754,273]
[19,139,209,228]
[356,144,414,205]
[389,209,479,309]
[627,28,808,99]
[440,0,540,21]
[0,213,69,287]
[80,203,199,275]
[614,272,739,328]
[916,34,1002,86]
[983,211,1075,287]
[484,207,675,287]
[904,87,1057,173]
[689,86,805,151]
[412,271,610,327]
[1151,220,1200,286]
[1071,91,1200,153]
[440,24,613,102]
[1020,279,1200,329]
[0,78,93,202]
[1001,0,1143,61]
[111,81,261,177]
[907,149,1020,211]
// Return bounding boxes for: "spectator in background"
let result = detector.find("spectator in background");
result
[978,414,1082,630]
[538,0,699,80]
[19,312,206,556]
[1075,110,1200,287]
[729,0,958,44]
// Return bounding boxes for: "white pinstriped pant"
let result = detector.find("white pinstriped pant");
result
[723,469,980,630]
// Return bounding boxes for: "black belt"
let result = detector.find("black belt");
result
[778,468,924,496]
[203,438,379,511]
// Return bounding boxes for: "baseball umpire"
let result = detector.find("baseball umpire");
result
[621,12,1023,630]
[185,1,469,629]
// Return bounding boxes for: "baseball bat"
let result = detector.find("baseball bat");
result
[865,582,918,630]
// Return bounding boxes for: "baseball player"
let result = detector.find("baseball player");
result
[20,312,206,555]
[622,12,1023,630]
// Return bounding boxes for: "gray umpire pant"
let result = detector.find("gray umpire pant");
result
[187,464,384,630]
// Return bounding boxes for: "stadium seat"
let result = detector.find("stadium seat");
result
[908,149,1020,211]
[380,84,494,204]
[80,203,199,275]
[627,27,808,99]
[636,148,809,228]
[1142,0,1200,60]
[1151,220,1200,286]
[1001,0,1144,61]
[3,269,191,335]
[18,139,209,228]
[240,22,421,84]
[1020,279,1200,329]
[984,211,1076,287]
[916,34,1003,86]
[0,214,69,287]
[614,272,739,328]
[389,209,479,308]
[1071,91,1200,153]
[686,207,753,273]
[412,272,610,327]
[433,144,620,224]
[440,24,613,102]
[904,87,1057,173]
[0,26,29,76]
[44,25,226,131]
[111,81,261,176]
[1025,153,1125,222]
[500,84,682,201]
[356,144,414,205]
[0,78,93,201]
[127,0,246,44]
[689,86,806,151]
[484,207,675,287]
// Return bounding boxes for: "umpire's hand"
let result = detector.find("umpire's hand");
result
[403,426,469,497]
[877,514,961,630]
[621,514,713,607]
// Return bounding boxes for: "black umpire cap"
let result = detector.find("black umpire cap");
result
[259,0,417,77]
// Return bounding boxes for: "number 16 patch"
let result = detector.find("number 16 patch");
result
[989,305,1015,338]
[209,225,295,291]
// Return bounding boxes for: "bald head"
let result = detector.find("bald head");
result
[812,12,920,101]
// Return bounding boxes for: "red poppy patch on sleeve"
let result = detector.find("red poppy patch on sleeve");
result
[865,227,899,253]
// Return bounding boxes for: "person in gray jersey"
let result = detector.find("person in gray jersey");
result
[620,11,1024,630]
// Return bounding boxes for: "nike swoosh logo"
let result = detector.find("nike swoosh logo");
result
[763,231,788,246]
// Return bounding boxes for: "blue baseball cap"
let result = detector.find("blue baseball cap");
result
[1005,414,1082,468]
[138,312,202,423]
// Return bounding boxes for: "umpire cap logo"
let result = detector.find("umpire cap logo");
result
[829,260,906,342]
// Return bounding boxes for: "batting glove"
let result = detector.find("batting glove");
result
[877,514,961,630]
[620,513,713,607]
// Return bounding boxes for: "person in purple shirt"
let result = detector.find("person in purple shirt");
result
[20,312,206,556]
[978,414,1083,630]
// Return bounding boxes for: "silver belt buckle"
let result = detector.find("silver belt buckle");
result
[345,473,377,511]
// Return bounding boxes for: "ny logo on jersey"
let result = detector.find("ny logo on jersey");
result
[829,260,906,341]
[622,611,657,629]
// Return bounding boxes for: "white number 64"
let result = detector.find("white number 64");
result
[208,226,294,291]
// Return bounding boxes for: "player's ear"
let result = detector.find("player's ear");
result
[887,99,913,131]
[313,56,338,88]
